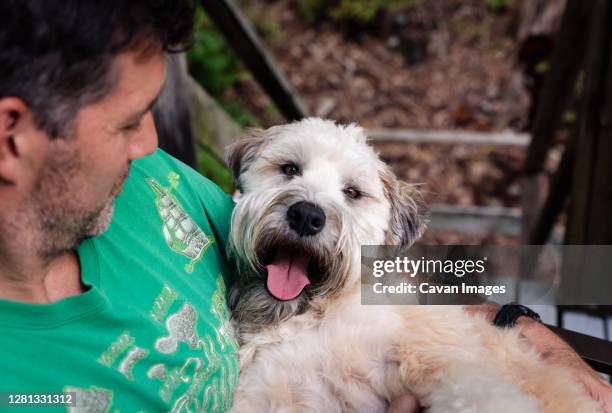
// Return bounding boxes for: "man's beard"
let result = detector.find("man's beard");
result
[31,147,130,260]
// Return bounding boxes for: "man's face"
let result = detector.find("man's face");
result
[31,49,165,257]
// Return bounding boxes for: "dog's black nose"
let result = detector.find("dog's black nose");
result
[287,201,326,236]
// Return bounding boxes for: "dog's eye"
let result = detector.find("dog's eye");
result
[343,187,361,199]
[281,163,300,177]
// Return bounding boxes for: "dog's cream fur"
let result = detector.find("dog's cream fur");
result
[226,118,602,413]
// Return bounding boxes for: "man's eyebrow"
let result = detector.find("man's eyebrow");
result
[124,95,160,124]
[141,95,160,118]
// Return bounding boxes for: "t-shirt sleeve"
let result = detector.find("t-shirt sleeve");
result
[196,178,236,257]
[186,168,239,287]
[150,149,238,284]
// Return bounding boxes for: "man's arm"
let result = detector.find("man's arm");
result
[467,304,612,412]
[387,305,612,413]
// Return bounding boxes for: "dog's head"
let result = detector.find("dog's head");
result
[226,118,426,331]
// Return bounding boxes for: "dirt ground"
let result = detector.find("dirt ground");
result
[227,0,549,243]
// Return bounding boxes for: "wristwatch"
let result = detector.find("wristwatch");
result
[493,304,541,328]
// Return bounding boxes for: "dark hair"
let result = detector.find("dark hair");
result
[0,0,195,138]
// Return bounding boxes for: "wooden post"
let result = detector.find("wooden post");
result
[200,0,308,121]
[527,131,575,244]
[152,54,243,166]
[561,0,612,304]
[153,54,197,167]
[523,0,591,175]
[520,0,591,242]
[565,0,612,245]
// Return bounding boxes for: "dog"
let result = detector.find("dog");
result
[225,118,601,413]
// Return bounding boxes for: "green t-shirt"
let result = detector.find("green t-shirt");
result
[0,149,239,412]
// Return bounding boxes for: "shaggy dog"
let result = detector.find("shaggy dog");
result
[225,118,601,413]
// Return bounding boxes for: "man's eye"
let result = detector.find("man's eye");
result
[281,163,300,177]
[343,187,361,199]
[122,121,142,133]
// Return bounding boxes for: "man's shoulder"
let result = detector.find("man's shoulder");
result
[131,149,212,188]
[90,148,237,288]
[126,149,230,205]
[113,148,234,228]
[130,148,184,175]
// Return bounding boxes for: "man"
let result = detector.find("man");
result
[0,1,240,411]
[0,1,609,412]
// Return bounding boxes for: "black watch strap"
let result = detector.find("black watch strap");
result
[493,304,541,328]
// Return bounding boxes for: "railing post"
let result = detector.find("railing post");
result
[200,0,308,121]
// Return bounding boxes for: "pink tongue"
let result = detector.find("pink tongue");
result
[266,249,311,301]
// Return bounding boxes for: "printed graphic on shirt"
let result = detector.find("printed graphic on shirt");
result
[150,285,179,324]
[118,346,149,380]
[147,172,213,273]
[210,276,238,353]
[147,284,238,412]
[87,283,238,412]
[64,385,113,413]
[155,303,199,354]
[97,332,134,368]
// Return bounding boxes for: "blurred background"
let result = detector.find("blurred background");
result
[183,0,566,244]
[153,0,612,365]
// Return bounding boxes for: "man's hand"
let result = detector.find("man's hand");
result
[387,393,421,413]
[516,315,612,412]
[467,304,612,413]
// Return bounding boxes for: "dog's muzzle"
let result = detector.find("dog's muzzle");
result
[257,201,328,302]
[287,201,326,236]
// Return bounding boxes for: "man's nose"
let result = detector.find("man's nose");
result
[127,111,158,160]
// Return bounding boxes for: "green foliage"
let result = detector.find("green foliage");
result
[196,144,235,194]
[256,18,284,44]
[535,60,550,75]
[562,110,577,125]
[222,100,260,128]
[187,7,257,191]
[297,0,418,24]
[188,8,240,97]
[297,0,329,23]
[330,0,407,23]
[484,0,512,13]
[187,8,260,128]
[243,5,285,44]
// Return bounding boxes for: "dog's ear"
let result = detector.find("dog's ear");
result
[225,128,268,182]
[380,166,428,249]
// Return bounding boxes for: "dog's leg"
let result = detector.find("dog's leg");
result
[457,311,603,412]
[232,344,346,413]
[424,364,541,413]
[391,328,540,412]
[392,306,602,413]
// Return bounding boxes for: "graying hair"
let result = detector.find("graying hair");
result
[4,54,117,138]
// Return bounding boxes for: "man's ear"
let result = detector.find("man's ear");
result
[0,97,32,184]
[224,128,269,188]
[380,165,428,250]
